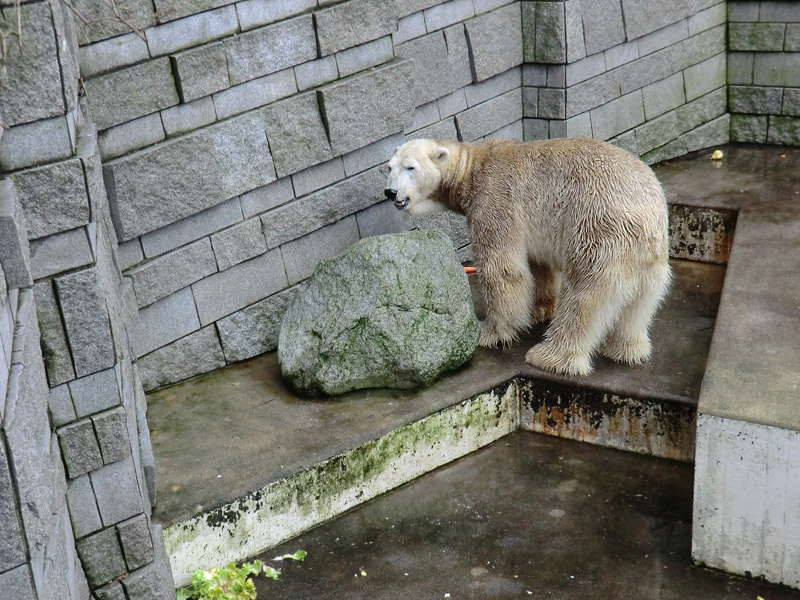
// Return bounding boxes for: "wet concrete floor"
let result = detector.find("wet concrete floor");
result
[257,431,800,600]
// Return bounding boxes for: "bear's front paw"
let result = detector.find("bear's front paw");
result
[601,336,651,365]
[525,342,592,376]
[478,320,516,348]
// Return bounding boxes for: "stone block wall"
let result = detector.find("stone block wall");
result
[521,0,730,164]
[728,1,800,144]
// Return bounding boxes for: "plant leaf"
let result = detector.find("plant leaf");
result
[263,566,281,580]
[274,549,307,562]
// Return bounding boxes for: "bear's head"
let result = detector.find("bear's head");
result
[384,139,451,215]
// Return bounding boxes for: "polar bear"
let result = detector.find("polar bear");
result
[384,137,671,376]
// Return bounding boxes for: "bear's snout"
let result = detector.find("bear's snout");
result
[384,188,397,200]
[385,188,409,210]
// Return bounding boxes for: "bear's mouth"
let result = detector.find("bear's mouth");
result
[393,198,409,210]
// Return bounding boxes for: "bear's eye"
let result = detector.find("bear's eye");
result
[405,166,415,171]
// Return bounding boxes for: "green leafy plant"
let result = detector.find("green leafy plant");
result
[176,551,307,600]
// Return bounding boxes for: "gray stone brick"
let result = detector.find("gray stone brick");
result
[566,54,606,87]
[547,65,566,88]
[319,60,416,155]
[522,64,547,87]
[409,117,459,140]
[129,238,217,307]
[565,0,586,63]
[535,2,566,63]
[93,407,132,465]
[262,93,334,177]
[153,0,237,22]
[56,267,116,377]
[0,179,32,289]
[579,0,625,55]
[295,56,339,91]
[486,119,524,140]
[523,118,550,141]
[170,41,230,103]
[192,249,288,325]
[565,112,592,139]
[120,524,175,600]
[727,1,759,22]
[91,456,144,526]
[753,52,800,87]
[263,167,386,247]
[760,1,800,22]
[48,384,76,427]
[635,111,681,154]
[73,0,155,45]
[688,3,726,36]
[590,90,645,141]
[58,419,103,478]
[237,0,316,30]
[140,197,242,259]
[730,113,768,142]
[394,11,427,44]
[66,474,102,538]
[727,52,754,85]
[217,288,294,362]
[641,137,688,165]
[226,14,316,85]
[642,73,686,120]
[84,58,179,130]
[343,133,406,177]
[94,581,127,600]
[355,200,410,238]
[133,288,201,357]
[336,36,394,78]
[241,178,295,218]
[69,367,121,419]
[137,326,226,390]
[681,113,729,152]
[423,0,474,32]
[396,26,472,106]
[729,22,785,52]
[0,564,35,600]
[76,527,127,587]
[211,218,268,270]
[118,241,144,273]
[79,33,150,79]
[117,514,154,571]
[437,90,467,119]
[145,5,239,56]
[455,89,522,141]
[786,24,800,51]
[621,0,693,40]
[33,280,75,386]
[604,40,639,70]
[316,0,399,55]
[161,97,217,138]
[522,88,538,118]
[474,0,514,13]
[213,68,298,119]
[674,87,727,132]
[538,88,566,120]
[291,157,346,198]
[105,112,275,240]
[0,440,25,573]
[98,114,166,161]
[412,100,442,129]
[767,115,800,145]
[783,89,800,116]
[29,228,93,282]
[465,3,522,82]
[0,2,63,126]
[282,216,360,285]
[521,1,536,62]
[638,20,689,57]
[729,85,784,114]
[397,0,444,18]
[12,159,90,241]
[464,66,521,108]
[0,115,74,173]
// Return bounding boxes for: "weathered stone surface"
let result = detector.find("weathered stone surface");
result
[84,58,179,130]
[424,0,474,31]
[538,88,566,120]
[438,90,467,119]
[47,384,76,427]
[97,114,166,161]
[241,178,295,218]
[0,2,64,126]
[565,53,606,87]
[684,52,726,101]
[729,22,786,51]
[295,55,339,91]
[343,132,406,177]
[117,514,154,571]
[282,216,360,285]
[643,73,686,120]
[395,26,473,105]
[169,42,229,103]
[12,159,90,240]
[226,14,316,85]
[292,157,346,197]
[145,5,238,56]
[681,113,729,152]
[69,367,121,419]
[213,67,298,119]
[355,200,410,239]
[783,89,800,117]
[635,111,681,154]
[137,326,226,390]
[94,581,127,600]
[210,218,268,270]
[128,238,217,307]
[0,179,32,289]
[319,60,415,155]
[638,20,689,57]
[0,440,25,573]
[104,112,275,240]
[93,407,132,465]
[33,280,75,386]
[66,474,103,538]
[263,167,385,247]
[121,524,175,600]
[315,0,399,55]
[76,527,127,588]
[55,267,116,377]
[768,116,800,145]
[79,33,150,79]
[161,97,217,137]
[91,457,144,527]
[133,288,200,358]
[621,0,693,40]
[579,0,625,54]
[153,0,235,22]
[0,116,73,172]
[217,289,294,363]
[58,419,103,479]
[729,85,784,115]
[237,0,316,30]
[754,52,800,87]
[730,114,768,143]
[73,0,156,45]
[192,249,287,325]
[29,228,94,281]
[0,564,36,600]
[535,2,566,63]
[336,36,394,77]
[455,89,522,141]
[262,92,333,177]
[279,230,479,395]
[590,90,645,141]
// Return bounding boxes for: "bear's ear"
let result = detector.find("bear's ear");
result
[431,146,450,163]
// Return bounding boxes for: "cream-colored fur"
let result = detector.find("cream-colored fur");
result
[385,137,671,376]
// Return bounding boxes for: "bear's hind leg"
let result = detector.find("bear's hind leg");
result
[525,274,626,376]
[478,254,534,347]
[529,261,559,324]
[601,262,671,365]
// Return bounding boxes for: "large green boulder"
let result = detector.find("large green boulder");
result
[278,230,479,395]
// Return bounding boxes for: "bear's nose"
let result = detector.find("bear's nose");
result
[384,188,397,200]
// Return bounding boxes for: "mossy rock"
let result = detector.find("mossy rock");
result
[278,230,479,395]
